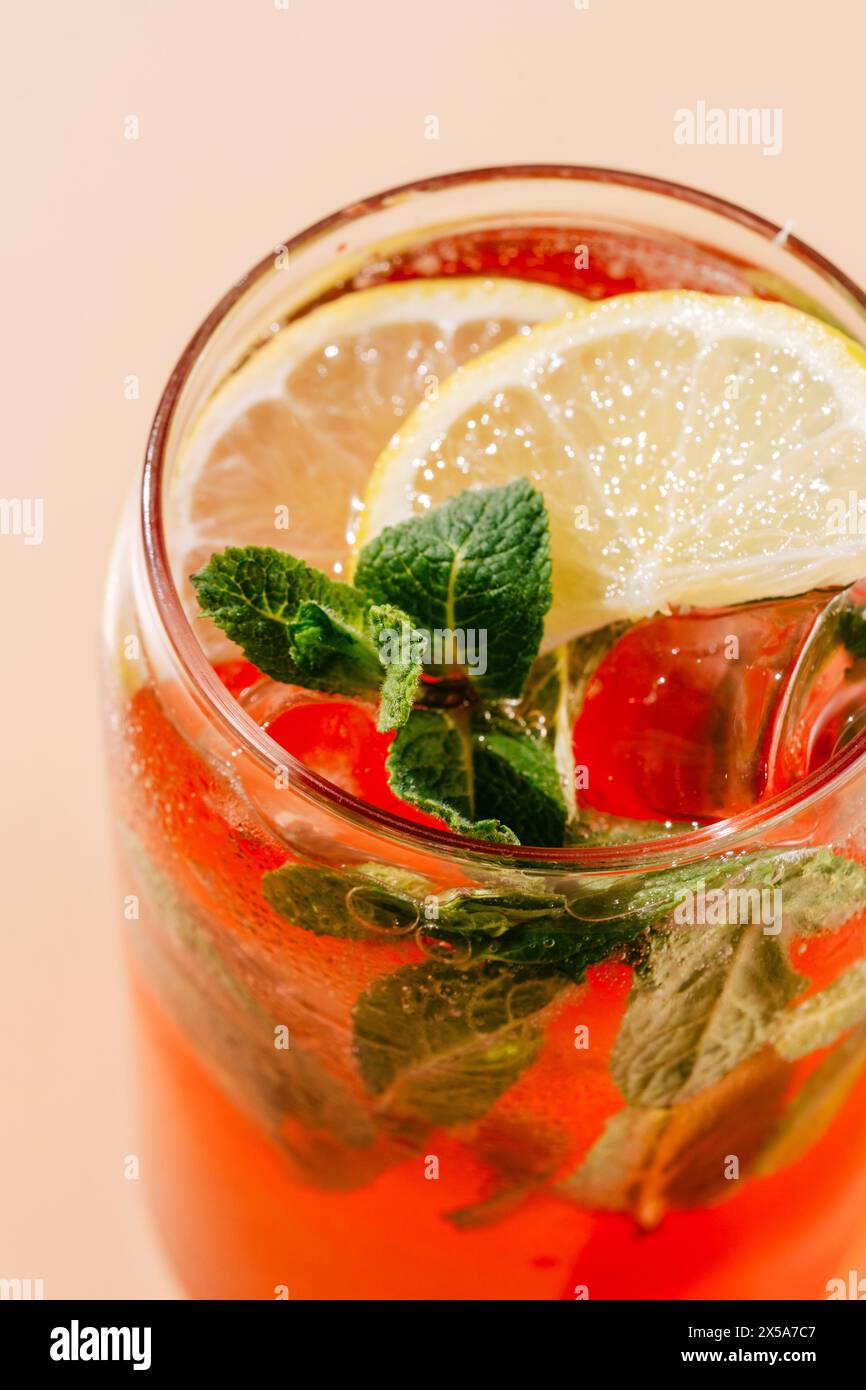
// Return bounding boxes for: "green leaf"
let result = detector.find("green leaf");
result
[610,912,805,1108]
[602,840,866,1107]
[434,887,568,936]
[467,918,643,981]
[563,848,866,944]
[473,710,568,846]
[368,603,425,732]
[560,1046,791,1227]
[262,861,429,940]
[191,546,366,684]
[565,807,694,846]
[262,859,643,982]
[190,546,421,730]
[386,708,516,843]
[769,848,866,935]
[386,707,567,846]
[429,884,646,978]
[770,958,866,1060]
[353,960,566,1127]
[354,478,552,698]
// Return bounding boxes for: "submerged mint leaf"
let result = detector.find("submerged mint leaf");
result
[770,958,866,1060]
[354,478,552,698]
[465,917,643,981]
[561,1046,791,1226]
[562,847,866,941]
[263,861,430,940]
[600,849,861,1108]
[430,886,623,978]
[386,707,567,846]
[435,887,568,936]
[596,848,866,1108]
[353,960,566,1127]
[610,918,803,1107]
[565,808,693,846]
[770,848,866,936]
[190,546,420,730]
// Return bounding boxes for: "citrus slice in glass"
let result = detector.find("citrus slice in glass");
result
[167,276,581,654]
[354,291,866,644]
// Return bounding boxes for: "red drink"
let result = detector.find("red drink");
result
[103,170,866,1300]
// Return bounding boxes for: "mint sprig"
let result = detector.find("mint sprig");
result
[190,547,421,732]
[192,480,565,841]
[385,707,567,846]
[354,478,552,699]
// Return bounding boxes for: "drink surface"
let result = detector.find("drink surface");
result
[105,213,866,1299]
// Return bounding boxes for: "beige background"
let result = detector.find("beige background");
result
[2,0,865,1299]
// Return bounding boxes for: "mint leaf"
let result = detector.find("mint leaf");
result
[353,960,566,1127]
[435,887,568,935]
[473,710,568,845]
[369,604,424,732]
[431,885,645,979]
[467,918,642,980]
[190,546,420,730]
[600,849,859,1107]
[262,861,428,940]
[386,707,567,846]
[770,958,866,1060]
[610,917,803,1107]
[560,1046,791,1226]
[768,848,866,935]
[191,546,366,684]
[385,708,516,843]
[354,478,552,698]
[261,860,642,981]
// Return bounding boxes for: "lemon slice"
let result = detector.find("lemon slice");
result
[168,275,582,652]
[354,291,866,644]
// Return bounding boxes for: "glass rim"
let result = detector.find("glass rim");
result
[142,163,866,869]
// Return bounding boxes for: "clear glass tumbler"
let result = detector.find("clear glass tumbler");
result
[102,167,866,1300]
